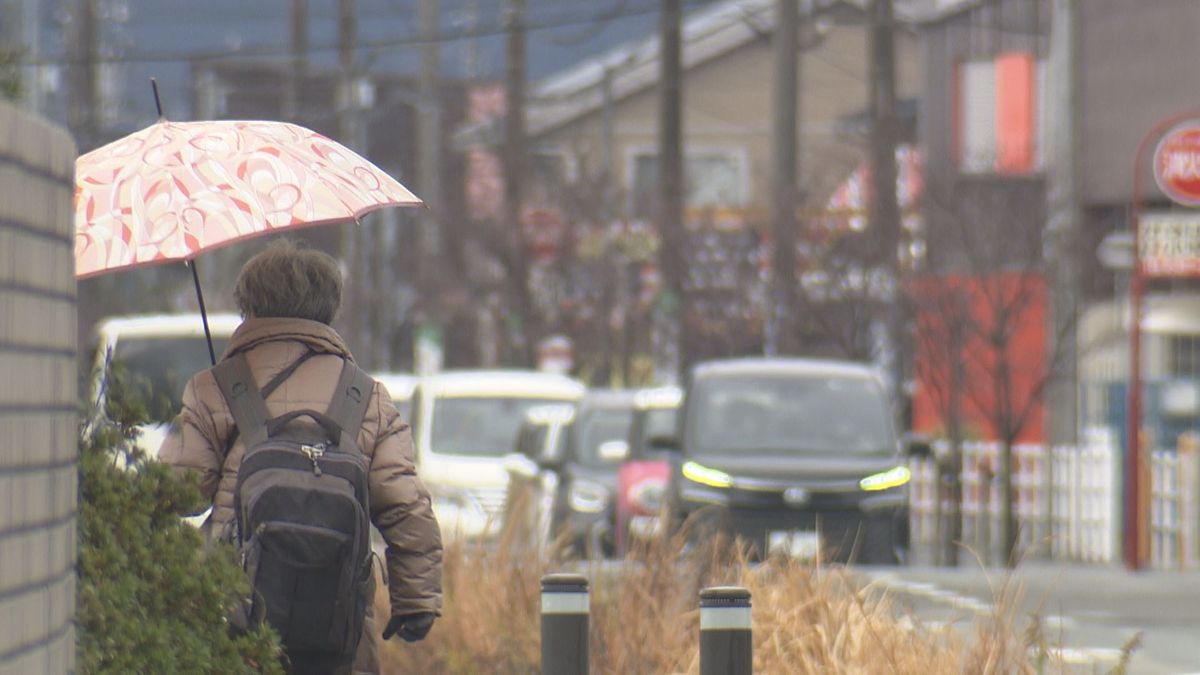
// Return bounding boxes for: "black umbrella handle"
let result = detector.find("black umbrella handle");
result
[189,260,217,366]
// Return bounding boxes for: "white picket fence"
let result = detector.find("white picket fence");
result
[908,428,1200,568]
[1148,447,1200,569]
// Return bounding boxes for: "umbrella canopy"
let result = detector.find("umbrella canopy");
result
[75,119,421,279]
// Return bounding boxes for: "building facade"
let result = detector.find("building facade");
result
[915,0,1200,444]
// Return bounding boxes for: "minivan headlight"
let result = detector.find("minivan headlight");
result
[682,461,733,489]
[859,466,911,491]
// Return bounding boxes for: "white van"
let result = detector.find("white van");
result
[87,313,243,458]
[411,370,586,541]
[372,372,420,424]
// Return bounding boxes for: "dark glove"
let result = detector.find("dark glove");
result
[382,612,436,642]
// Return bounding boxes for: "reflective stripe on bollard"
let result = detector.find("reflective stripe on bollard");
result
[700,586,752,675]
[541,573,589,675]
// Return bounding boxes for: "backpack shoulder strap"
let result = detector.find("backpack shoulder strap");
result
[326,359,374,454]
[212,352,270,448]
[260,347,317,400]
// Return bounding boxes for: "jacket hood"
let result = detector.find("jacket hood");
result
[223,317,353,360]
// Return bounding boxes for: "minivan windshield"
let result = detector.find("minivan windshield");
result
[632,406,680,456]
[430,396,575,457]
[573,408,634,467]
[685,373,893,456]
[105,336,230,423]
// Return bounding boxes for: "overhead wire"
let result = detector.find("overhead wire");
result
[543,0,629,46]
[18,0,713,67]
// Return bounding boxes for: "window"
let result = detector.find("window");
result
[429,396,576,457]
[955,53,1046,175]
[1170,336,1200,377]
[630,150,746,218]
[571,408,635,467]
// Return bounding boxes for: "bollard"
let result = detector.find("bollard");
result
[541,573,589,675]
[699,586,752,675]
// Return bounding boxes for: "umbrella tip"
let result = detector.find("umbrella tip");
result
[150,78,164,119]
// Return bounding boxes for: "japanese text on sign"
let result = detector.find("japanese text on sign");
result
[1139,213,1200,277]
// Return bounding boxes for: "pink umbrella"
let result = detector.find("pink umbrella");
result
[75,82,423,362]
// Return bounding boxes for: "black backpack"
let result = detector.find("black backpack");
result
[213,350,374,668]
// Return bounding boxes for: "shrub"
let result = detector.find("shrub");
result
[380,523,1135,674]
[76,369,281,673]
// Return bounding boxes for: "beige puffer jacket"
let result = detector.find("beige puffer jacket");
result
[159,317,443,619]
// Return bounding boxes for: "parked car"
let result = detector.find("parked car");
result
[664,358,909,564]
[502,403,576,552]
[86,313,242,458]
[373,372,419,423]
[86,313,243,529]
[614,386,682,556]
[552,389,638,557]
[410,370,586,542]
[501,390,637,557]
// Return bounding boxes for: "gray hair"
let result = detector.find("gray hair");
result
[234,239,342,325]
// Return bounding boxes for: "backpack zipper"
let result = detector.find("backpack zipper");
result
[301,443,326,476]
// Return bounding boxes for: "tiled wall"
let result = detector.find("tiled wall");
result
[0,101,78,675]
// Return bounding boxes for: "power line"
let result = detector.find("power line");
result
[17,0,711,67]
[544,0,629,46]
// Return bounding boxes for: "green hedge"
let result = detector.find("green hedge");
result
[77,370,282,673]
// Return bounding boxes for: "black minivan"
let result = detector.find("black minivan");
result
[666,358,909,564]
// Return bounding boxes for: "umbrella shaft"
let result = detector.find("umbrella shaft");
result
[189,260,217,366]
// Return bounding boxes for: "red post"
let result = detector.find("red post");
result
[1125,252,1142,571]
[1126,110,1200,571]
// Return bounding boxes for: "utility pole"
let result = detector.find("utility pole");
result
[504,0,535,365]
[869,0,899,290]
[22,0,42,114]
[1046,0,1079,447]
[869,0,903,413]
[68,0,99,145]
[337,0,363,356]
[659,0,686,377]
[418,0,442,287]
[1046,0,1080,567]
[283,0,308,122]
[601,66,616,199]
[464,0,481,81]
[770,0,800,356]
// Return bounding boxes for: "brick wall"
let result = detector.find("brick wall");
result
[0,101,78,674]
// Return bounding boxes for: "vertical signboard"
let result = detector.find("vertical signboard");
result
[1129,115,1200,570]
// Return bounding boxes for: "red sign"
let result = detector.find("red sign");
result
[1154,123,1200,206]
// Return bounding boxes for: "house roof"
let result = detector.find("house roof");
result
[457,0,922,147]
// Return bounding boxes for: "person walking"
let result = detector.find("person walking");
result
[160,239,442,674]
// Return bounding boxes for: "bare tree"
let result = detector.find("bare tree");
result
[910,276,974,566]
[791,224,891,361]
[916,180,1077,566]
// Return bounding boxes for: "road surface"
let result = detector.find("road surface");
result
[865,563,1200,674]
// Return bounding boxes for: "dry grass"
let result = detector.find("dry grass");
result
[378,523,1128,674]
